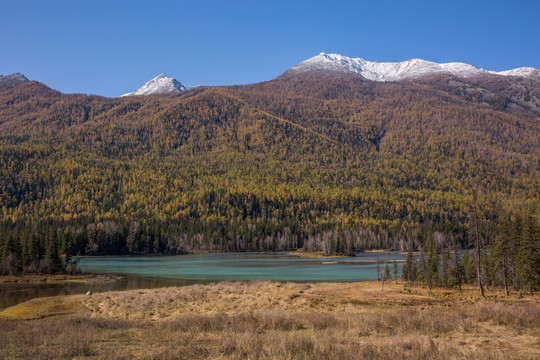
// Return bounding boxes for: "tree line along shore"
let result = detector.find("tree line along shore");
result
[1,208,538,296]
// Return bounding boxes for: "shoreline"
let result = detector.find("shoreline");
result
[0,274,96,284]
[76,249,362,258]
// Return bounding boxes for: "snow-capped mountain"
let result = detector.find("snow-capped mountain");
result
[121,74,186,97]
[0,73,29,85]
[496,67,540,78]
[284,53,540,82]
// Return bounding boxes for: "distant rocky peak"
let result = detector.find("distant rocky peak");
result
[0,73,30,84]
[121,74,186,97]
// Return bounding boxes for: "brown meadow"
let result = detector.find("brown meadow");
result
[1,281,539,359]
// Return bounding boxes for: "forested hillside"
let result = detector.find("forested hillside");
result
[0,73,538,275]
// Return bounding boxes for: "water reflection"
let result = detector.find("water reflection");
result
[0,275,202,310]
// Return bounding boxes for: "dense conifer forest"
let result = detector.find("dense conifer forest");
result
[0,73,538,291]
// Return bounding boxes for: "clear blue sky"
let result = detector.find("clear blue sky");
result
[1,0,539,97]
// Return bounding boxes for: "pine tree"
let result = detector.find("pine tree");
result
[43,227,61,274]
[418,246,432,295]
[402,239,415,285]
[492,215,512,295]
[427,239,440,286]
[450,244,464,296]
[517,213,540,295]
[510,214,524,291]
[384,262,391,282]
[481,249,494,289]
[20,223,32,269]
[463,252,476,284]
[440,248,450,289]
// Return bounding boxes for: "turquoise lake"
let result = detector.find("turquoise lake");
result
[1,252,404,310]
[78,252,404,282]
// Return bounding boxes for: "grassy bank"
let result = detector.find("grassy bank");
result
[1,281,539,359]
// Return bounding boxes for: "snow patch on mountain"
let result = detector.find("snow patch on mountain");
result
[286,53,540,81]
[121,74,186,97]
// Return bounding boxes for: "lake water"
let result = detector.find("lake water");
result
[79,252,404,282]
[1,252,404,310]
[0,274,200,311]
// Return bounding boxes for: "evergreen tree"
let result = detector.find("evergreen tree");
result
[384,263,391,282]
[402,239,415,285]
[481,249,494,289]
[517,213,540,295]
[510,214,524,291]
[492,215,512,295]
[450,245,464,296]
[440,248,450,289]
[43,227,61,274]
[427,239,440,286]
[418,246,432,295]
[463,252,476,284]
[392,259,399,283]
[1,233,20,275]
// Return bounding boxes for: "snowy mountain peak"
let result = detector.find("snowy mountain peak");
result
[121,74,186,97]
[285,53,540,82]
[0,73,30,85]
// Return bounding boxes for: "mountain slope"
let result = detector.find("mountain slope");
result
[121,73,187,96]
[0,71,538,256]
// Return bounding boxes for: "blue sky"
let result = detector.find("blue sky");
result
[1,0,539,97]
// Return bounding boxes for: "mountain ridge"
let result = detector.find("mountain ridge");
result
[4,54,539,98]
[282,53,540,82]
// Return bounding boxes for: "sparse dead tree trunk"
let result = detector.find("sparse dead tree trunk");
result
[381,251,388,293]
[376,255,380,281]
[453,243,463,297]
[502,256,509,296]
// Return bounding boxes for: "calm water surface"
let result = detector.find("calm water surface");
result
[79,252,404,281]
[0,275,200,310]
[1,252,403,310]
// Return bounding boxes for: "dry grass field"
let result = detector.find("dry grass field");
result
[0,281,539,359]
